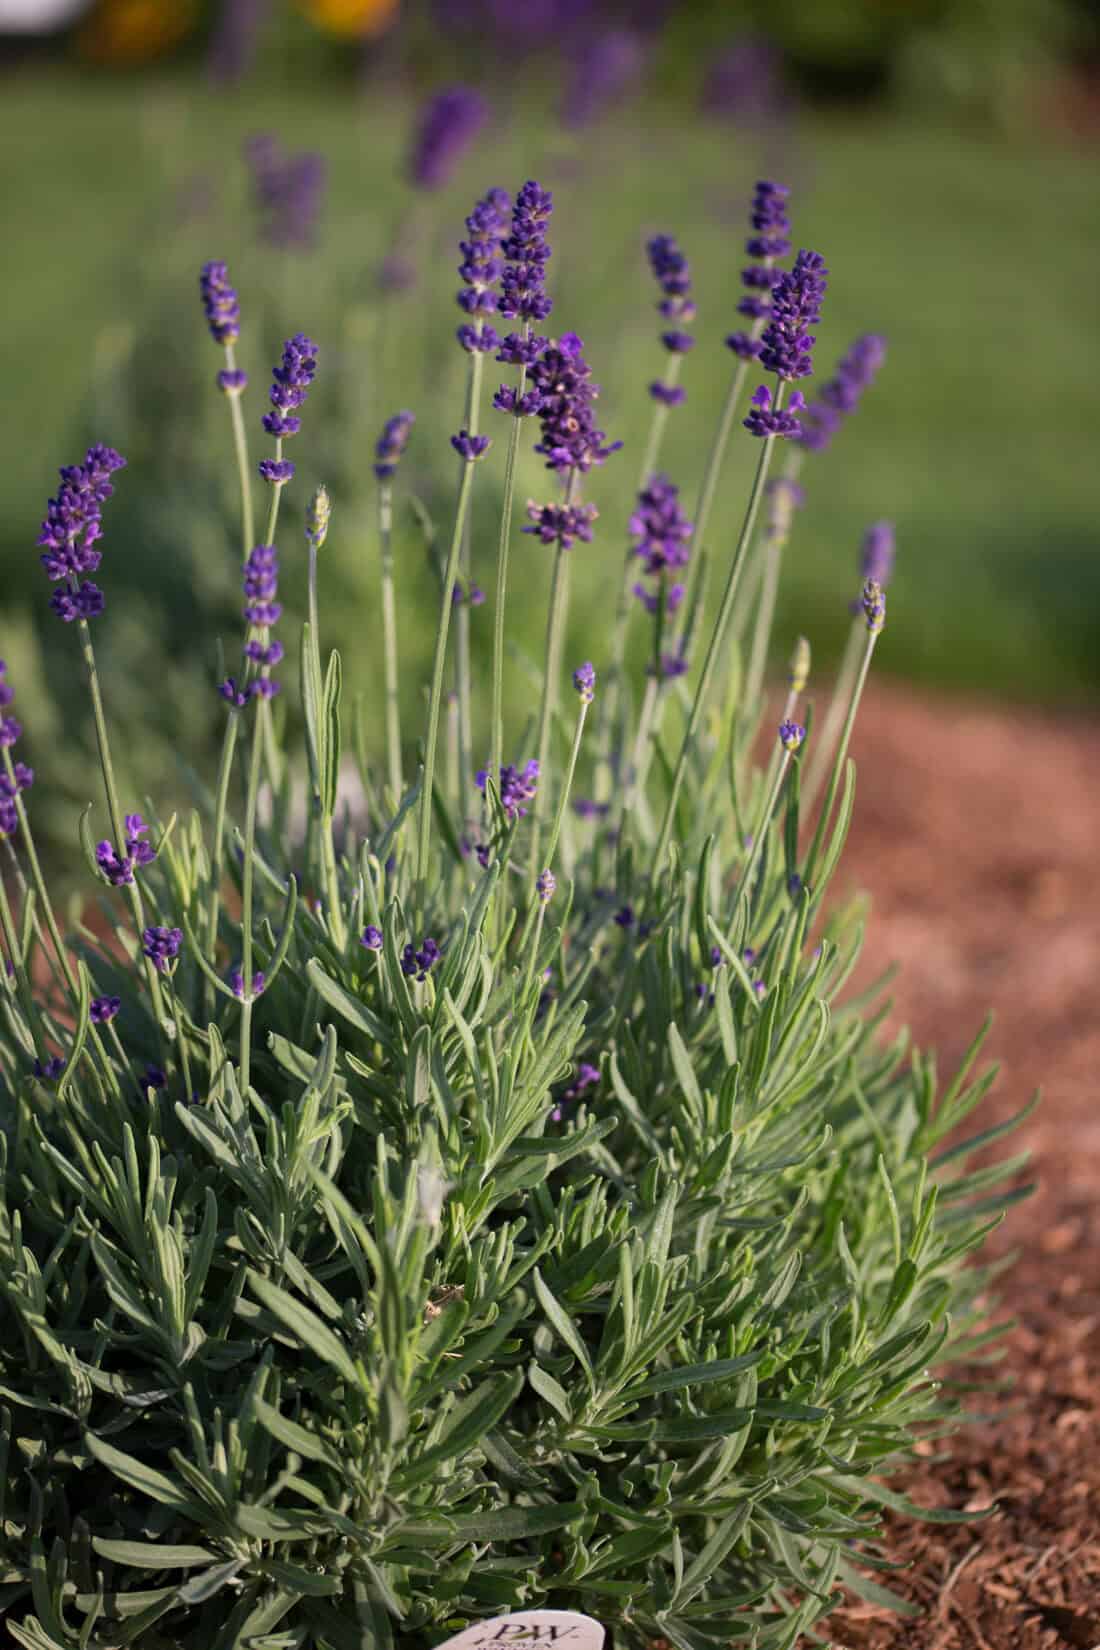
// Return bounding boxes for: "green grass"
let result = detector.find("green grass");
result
[1,69,1097,830]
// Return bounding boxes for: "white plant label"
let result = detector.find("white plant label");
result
[433,1610,605,1650]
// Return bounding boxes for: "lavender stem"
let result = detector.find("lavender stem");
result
[649,396,784,882]
[378,480,404,800]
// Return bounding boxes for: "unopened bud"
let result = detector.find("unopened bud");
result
[788,635,810,694]
[306,483,331,549]
[861,578,886,635]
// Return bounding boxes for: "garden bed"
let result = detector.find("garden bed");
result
[825,681,1100,1650]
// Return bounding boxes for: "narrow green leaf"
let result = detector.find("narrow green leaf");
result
[533,1269,594,1388]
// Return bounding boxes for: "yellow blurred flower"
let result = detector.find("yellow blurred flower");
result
[296,0,400,40]
[78,0,198,63]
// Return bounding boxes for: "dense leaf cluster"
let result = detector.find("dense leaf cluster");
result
[0,754,1028,1648]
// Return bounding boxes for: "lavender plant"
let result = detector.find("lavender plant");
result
[0,179,1031,1650]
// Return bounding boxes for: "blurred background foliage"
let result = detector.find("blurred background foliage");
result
[1,0,1099,853]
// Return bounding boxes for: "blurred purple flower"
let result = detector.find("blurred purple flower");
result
[409,87,487,190]
[702,35,790,124]
[245,135,326,252]
[208,0,271,87]
[561,27,646,129]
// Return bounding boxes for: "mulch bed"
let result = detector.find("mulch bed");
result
[820,682,1100,1650]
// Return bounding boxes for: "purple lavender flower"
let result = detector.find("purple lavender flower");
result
[647,649,689,680]
[573,798,610,819]
[143,926,182,972]
[536,868,556,903]
[523,500,598,550]
[492,384,542,416]
[245,136,326,251]
[614,904,635,928]
[409,87,487,190]
[573,661,596,703]
[861,579,886,634]
[401,936,442,981]
[498,180,554,327]
[476,759,539,820]
[207,0,269,86]
[860,520,896,588]
[451,431,491,461]
[778,719,805,752]
[648,382,686,407]
[552,1056,600,1119]
[561,28,645,129]
[702,35,789,124]
[230,966,266,998]
[629,474,692,579]
[33,1056,65,1082]
[569,1060,600,1096]
[259,459,294,484]
[529,333,620,474]
[199,261,241,345]
[727,180,792,348]
[757,249,828,382]
[0,664,31,838]
[222,544,283,705]
[798,333,887,453]
[94,812,156,887]
[374,411,415,480]
[38,446,126,620]
[141,1064,167,1091]
[743,384,806,440]
[456,186,510,353]
[360,925,383,952]
[263,334,318,440]
[218,369,248,396]
[647,233,694,321]
[90,995,121,1022]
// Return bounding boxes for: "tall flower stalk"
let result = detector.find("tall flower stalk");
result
[597,232,695,798]
[650,246,829,878]
[525,333,620,877]
[803,521,896,812]
[677,181,793,635]
[802,579,887,889]
[373,412,415,802]
[489,180,554,786]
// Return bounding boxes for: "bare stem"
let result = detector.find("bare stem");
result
[378,482,404,801]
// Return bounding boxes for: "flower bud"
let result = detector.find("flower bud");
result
[306,483,331,549]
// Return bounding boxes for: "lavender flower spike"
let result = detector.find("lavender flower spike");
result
[861,579,887,634]
[199,260,241,345]
[798,333,887,453]
[456,186,510,355]
[758,249,828,382]
[498,180,554,329]
[529,334,620,474]
[142,926,182,973]
[573,662,596,703]
[38,445,126,622]
[374,411,415,480]
[0,662,32,839]
[778,720,805,752]
[263,334,318,440]
[410,87,487,191]
[536,868,556,903]
[726,180,791,359]
[860,520,896,587]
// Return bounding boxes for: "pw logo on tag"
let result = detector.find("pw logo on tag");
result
[434,1609,605,1650]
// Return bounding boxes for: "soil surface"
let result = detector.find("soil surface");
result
[820,682,1100,1650]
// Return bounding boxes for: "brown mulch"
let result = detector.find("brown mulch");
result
[818,682,1100,1650]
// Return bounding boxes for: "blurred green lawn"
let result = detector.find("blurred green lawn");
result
[1,69,1097,833]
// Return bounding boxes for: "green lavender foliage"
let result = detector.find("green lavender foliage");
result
[0,245,1032,1650]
